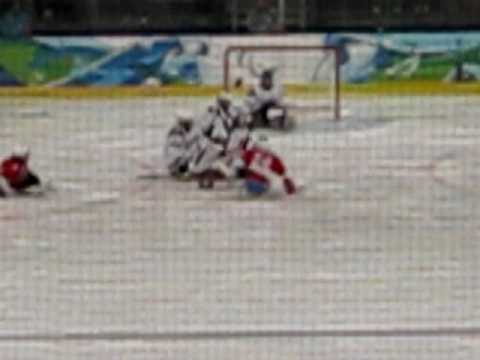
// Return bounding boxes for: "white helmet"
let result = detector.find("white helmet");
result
[175,111,194,131]
[217,91,233,104]
[12,145,30,159]
[175,110,193,121]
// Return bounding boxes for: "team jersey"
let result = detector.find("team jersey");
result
[225,127,250,155]
[210,103,241,132]
[200,103,241,146]
[249,81,284,108]
[164,124,192,175]
[241,146,296,195]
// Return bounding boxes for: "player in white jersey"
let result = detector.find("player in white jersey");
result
[164,111,195,178]
[186,93,233,187]
[188,93,253,188]
[206,92,244,133]
[245,68,295,131]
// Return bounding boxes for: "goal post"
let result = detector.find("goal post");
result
[223,45,342,121]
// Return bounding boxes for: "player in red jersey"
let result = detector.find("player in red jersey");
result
[240,140,296,195]
[217,134,296,196]
[0,147,41,197]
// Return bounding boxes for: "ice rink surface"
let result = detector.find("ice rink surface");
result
[0,96,479,359]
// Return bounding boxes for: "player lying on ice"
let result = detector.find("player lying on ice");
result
[209,133,297,196]
[0,147,42,197]
[244,68,296,131]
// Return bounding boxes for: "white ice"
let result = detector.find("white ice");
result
[0,96,479,359]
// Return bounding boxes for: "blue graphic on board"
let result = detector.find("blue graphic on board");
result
[0,33,479,86]
[326,32,480,83]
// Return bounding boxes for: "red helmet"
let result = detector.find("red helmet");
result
[1,158,28,186]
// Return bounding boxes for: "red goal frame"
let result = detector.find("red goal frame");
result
[223,45,342,121]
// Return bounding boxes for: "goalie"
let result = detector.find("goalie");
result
[244,68,295,131]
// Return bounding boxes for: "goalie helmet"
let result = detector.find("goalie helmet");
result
[261,68,274,78]
[260,68,274,90]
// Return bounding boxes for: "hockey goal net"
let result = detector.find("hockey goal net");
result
[223,45,341,121]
